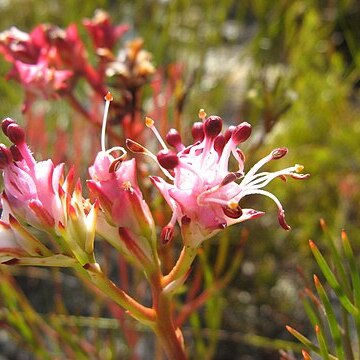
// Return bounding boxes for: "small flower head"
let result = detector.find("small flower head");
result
[0,118,96,265]
[129,111,309,247]
[106,38,155,88]
[88,94,157,269]
[83,10,129,51]
[10,58,73,111]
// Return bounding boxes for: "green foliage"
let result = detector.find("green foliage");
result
[288,226,360,359]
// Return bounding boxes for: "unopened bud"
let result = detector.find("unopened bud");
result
[271,147,288,160]
[157,149,179,169]
[231,122,252,144]
[204,116,222,138]
[214,134,226,156]
[166,128,182,148]
[224,125,236,142]
[1,118,15,136]
[191,122,204,142]
[6,123,25,145]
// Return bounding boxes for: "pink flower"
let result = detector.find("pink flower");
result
[10,57,73,111]
[127,112,309,247]
[0,118,65,229]
[88,150,157,268]
[83,10,129,50]
[0,25,46,64]
[0,118,97,265]
[87,93,157,268]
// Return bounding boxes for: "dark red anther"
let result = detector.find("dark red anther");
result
[231,122,252,144]
[204,115,222,138]
[157,149,179,169]
[10,145,23,162]
[222,204,243,219]
[6,123,25,145]
[161,225,174,245]
[214,134,226,156]
[191,122,204,142]
[278,210,291,230]
[0,144,12,167]
[166,128,182,148]
[126,139,146,153]
[1,118,15,136]
[224,125,236,142]
[271,147,288,160]
[236,148,246,163]
[220,172,243,186]
[181,215,191,225]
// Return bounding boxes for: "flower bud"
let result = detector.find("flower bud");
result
[191,122,204,142]
[157,149,179,169]
[214,134,226,156]
[6,123,25,145]
[166,128,182,148]
[204,116,222,138]
[224,125,236,142]
[2,118,15,136]
[231,122,252,144]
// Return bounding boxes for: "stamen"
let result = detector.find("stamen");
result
[238,188,290,230]
[241,152,273,185]
[106,146,127,173]
[101,91,113,152]
[126,139,174,181]
[145,116,168,150]
[220,172,243,186]
[242,166,299,189]
[222,201,243,219]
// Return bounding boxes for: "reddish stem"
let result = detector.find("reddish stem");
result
[150,272,187,360]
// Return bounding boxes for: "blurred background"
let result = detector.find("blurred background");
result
[0,0,360,359]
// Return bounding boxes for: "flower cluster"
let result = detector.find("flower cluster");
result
[127,111,309,248]
[0,10,154,122]
[0,119,97,265]
[0,91,308,267]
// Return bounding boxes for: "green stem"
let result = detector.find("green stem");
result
[162,246,198,288]
[82,263,155,325]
